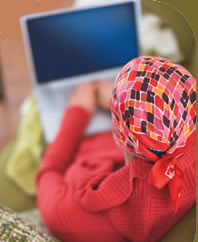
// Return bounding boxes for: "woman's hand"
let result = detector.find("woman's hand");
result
[69,82,97,114]
[95,80,113,110]
[69,80,113,113]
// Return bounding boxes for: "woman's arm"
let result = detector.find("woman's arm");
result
[37,106,91,174]
[36,106,91,228]
[36,82,96,232]
[37,81,96,175]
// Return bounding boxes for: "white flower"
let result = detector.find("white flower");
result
[140,14,183,62]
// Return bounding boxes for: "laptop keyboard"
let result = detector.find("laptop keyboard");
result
[35,84,75,109]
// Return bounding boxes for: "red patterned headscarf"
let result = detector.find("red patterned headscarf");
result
[111,56,196,212]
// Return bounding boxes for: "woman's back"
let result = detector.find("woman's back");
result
[37,124,196,242]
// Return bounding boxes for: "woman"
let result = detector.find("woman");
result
[36,56,196,242]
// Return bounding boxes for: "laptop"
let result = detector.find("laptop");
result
[20,0,141,143]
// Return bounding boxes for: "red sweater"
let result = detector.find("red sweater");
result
[36,106,196,242]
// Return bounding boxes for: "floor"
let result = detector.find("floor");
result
[0,0,74,150]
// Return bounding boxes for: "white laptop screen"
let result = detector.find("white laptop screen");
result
[26,2,139,84]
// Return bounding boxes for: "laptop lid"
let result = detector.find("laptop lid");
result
[21,0,141,86]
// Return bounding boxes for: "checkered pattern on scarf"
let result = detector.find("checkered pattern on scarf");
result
[111,56,196,160]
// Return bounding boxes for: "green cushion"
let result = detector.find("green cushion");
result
[0,140,36,212]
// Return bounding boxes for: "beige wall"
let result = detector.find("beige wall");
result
[0,0,74,98]
[0,0,74,42]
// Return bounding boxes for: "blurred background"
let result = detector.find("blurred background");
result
[0,0,196,214]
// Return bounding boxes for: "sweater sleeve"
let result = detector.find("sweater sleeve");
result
[36,106,91,232]
[38,105,91,172]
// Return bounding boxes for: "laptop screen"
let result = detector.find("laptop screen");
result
[27,2,139,84]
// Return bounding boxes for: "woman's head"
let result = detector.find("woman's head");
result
[111,56,196,161]
[111,56,196,211]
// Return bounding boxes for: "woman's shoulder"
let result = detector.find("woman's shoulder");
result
[178,141,196,169]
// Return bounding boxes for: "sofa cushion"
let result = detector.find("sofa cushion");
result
[0,140,36,212]
[0,206,59,242]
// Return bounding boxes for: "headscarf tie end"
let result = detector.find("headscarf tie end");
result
[148,157,184,213]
